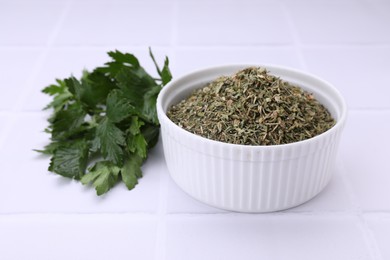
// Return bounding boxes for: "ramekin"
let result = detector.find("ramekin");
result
[157,65,347,213]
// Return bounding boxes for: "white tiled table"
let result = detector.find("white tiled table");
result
[1,0,390,259]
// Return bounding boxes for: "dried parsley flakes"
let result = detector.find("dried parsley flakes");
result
[167,67,335,146]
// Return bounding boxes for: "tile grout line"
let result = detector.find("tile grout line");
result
[356,215,385,260]
[153,6,178,256]
[154,170,169,260]
[171,0,179,48]
[0,114,20,151]
[8,106,390,114]
[0,0,74,150]
[349,108,390,112]
[152,3,180,257]
[1,208,390,218]
[0,212,157,218]
[1,42,390,51]
[338,162,384,260]
[10,0,74,113]
[168,0,179,74]
[279,3,308,70]
[273,7,386,257]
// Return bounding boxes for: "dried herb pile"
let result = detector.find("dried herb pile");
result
[167,67,335,145]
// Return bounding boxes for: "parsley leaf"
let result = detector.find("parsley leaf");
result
[34,141,62,155]
[149,47,172,86]
[127,134,147,158]
[42,79,66,96]
[127,116,147,158]
[81,161,121,195]
[38,49,171,195]
[95,118,126,166]
[106,89,134,123]
[97,50,140,77]
[50,102,86,140]
[42,79,73,113]
[48,140,89,180]
[115,66,161,124]
[121,154,143,190]
[65,72,115,112]
[129,116,144,135]
[141,123,160,149]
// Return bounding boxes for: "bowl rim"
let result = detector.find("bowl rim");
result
[156,64,347,151]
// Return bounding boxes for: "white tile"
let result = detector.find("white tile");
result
[177,0,275,2]
[340,111,390,211]
[166,215,371,260]
[365,215,390,260]
[0,214,157,260]
[23,47,172,111]
[0,114,13,149]
[23,48,109,112]
[0,49,42,111]
[0,113,161,213]
[75,0,172,2]
[280,0,359,3]
[0,113,10,131]
[176,2,293,45]
[286,2,390,44]
[172,47,303,77]
[302,46,390,109]
[0,2,67,46]
[288,163,354,212]
[372,1,390,28]
[54,2,173,46]
[166,176,226,214]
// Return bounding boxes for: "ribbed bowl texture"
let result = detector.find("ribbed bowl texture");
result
[157,65,347,213]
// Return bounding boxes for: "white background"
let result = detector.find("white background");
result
[0,0,390,259]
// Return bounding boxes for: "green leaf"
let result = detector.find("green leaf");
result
[127,134,147,158]
[115,67,161,124]
[97,50,140,77]
[121,154,143,190]
[49,140,89,180]
[65,74,113,112]
[127,116,147,158]
[115,67,157,102]
[142,123,160,149]
[149,47,162,75]
[90,134,101,153]
[44,91,73,113]
[149,47,172,86]
[50,103,86,139]
[42,79,66,96]
[34,141,62,155]
[42,79,73,112]
[142,85,162,124]
[129,116,145,135]
[51,103,86,140]
[96,118,126,166]
[81,161,120,195]
[82,70,116,107]
[64,77,83,101]
[106,89,134,123]
[107,50,140,68]
[38,48,171,195]
[160,57,172,86]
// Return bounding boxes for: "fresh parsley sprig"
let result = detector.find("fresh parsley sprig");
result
[37,49,172,195]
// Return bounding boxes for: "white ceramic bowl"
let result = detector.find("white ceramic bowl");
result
[157,64,347,213]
